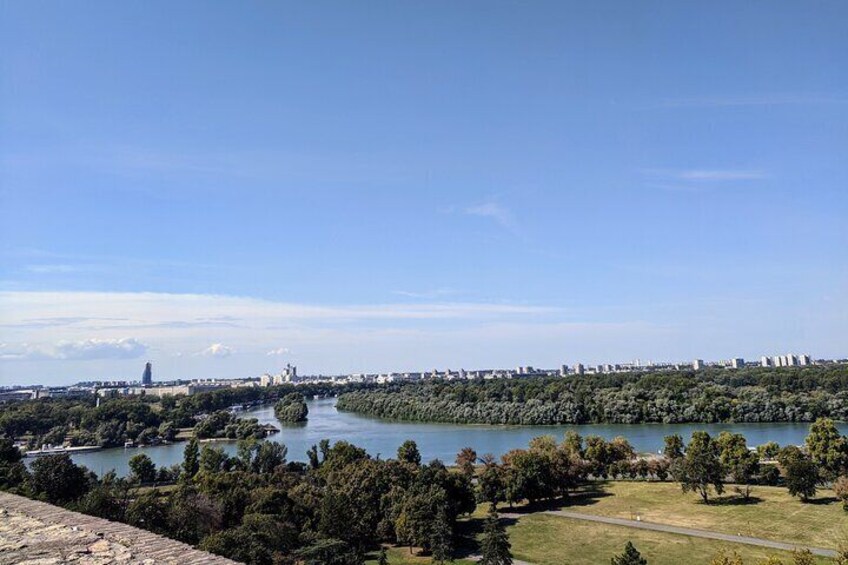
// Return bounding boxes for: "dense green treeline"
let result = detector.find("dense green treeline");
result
[337,367,848,425]
[0,382,371,448]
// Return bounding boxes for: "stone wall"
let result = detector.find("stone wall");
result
[0,491,240,564]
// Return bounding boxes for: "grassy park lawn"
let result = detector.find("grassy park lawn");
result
[557,481,847,550]
[506,514,835,565]
[360,481,847,564]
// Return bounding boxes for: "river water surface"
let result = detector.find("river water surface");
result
[69,397,844,477]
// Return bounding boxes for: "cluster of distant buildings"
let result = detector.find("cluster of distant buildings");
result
[342,352,825,383]
[760,354,813,368]
[258,364,298,386]
[1,353,846,402]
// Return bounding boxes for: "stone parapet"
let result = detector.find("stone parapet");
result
[0,491,240,564]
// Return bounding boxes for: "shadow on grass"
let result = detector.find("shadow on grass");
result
[454,512,521,559]
[705,495,763,506]
[565,487,614,508]
[803,496,838,505]
[454,516,484,558]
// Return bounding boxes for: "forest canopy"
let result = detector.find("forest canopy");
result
[336,366,848,425]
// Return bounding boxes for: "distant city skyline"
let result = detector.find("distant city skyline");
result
[2,2,847,386]
[2,349,839,391]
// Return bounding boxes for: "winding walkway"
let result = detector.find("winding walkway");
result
[541,510,838,558]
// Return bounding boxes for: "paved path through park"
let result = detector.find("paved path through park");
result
[541,510,839,558]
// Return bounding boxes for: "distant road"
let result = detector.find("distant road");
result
[541,510,838,558]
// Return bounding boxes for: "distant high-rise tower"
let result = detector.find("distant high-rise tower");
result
[142,362,153,386]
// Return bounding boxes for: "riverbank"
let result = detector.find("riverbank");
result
[62,397,845,478]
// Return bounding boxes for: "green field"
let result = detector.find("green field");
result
[368,481,847,564]
[507,514,834,565]
[554,481,847,550]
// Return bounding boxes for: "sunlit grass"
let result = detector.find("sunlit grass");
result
[555,481,847,550]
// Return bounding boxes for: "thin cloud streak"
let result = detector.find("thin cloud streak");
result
[0,291,561,327]
[640,168,769,193]
[679,170,767,181]
[392,288,458,300]
[464,202,519,234]
[660,94,848,108]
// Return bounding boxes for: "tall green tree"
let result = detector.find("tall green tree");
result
[716,432,759,500]
[395,483,450,554]
[456,447,477,477]
[397,440,422,465]
[125,490,168,533]
[430,509,453,564]
[479,505,513,565]
[805,418,848,480]
[199,445,230,475]
[182,437,200,480]
[29,454,90,504]
[0,437,29,492]
[128,453,157,484]
[672,432,724,503]
[562,431,584,458]
[611,541,647,565]
[778,447,818,501]
[663,434,684,459]
[479,458,506,506]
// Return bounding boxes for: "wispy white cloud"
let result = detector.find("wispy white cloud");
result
[464,202,518,233]
[0,338,148,361]
[266,347,290,356]
[678,170,767,181]
[23,264,81,274]
[198,343,234,358]
[55,338,148,360]
[0,291,557,326]
[660,94,848,108]
[640,168,768,193]
[392,288,458,300]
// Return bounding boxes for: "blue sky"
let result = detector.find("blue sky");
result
[1,1,846,385]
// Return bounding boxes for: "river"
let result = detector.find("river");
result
[68,397,844,477]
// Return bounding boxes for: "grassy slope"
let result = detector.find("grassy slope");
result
[555,481,847,550]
